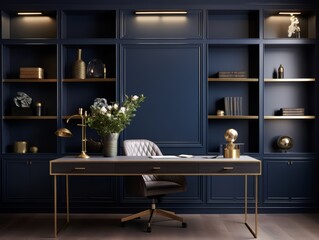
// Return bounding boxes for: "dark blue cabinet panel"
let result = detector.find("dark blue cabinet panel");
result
[264,160,315,204]
[120,10,202,39]
[2,159,53,202]
[207,176,255,204]
[122,44,203,147]
[68,176,117,204]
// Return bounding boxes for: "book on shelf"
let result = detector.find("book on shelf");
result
[280,108,304,116]
[224,96,243,116]
[218,71,248,78]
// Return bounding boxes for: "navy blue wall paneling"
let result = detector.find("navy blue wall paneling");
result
[122,44,203,148]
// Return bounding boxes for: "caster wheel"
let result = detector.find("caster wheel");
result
[182,222,187,228]
[146,226,152,232]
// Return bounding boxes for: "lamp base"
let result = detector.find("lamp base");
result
[78,151,90,159]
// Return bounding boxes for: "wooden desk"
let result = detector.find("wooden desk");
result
[50,155,261,238]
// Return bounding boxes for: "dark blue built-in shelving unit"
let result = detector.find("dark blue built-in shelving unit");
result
[0,0,318,213]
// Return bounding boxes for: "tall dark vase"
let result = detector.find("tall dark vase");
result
[102,133,119,157]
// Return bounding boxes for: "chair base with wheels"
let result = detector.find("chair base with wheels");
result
[121,198,187,232]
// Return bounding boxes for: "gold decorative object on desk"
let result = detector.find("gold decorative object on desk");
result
[55,108,89,159]
[223,128,240,158]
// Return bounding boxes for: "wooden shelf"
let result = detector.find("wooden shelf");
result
[264,116,315,120]
[3,116,57,120]
[208,115,258,119]
[3,79,57,83]
[63,78,116,82]
[208,78,258,82]
[264,78,315,82]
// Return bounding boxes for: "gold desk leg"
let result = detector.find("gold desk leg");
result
[54,175,57,238]
[66,175,69,223]
[244,175,258,238]
[53,175,70,238]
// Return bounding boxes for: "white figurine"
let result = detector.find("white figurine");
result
[288,14,300,38]
[14,92,32,108]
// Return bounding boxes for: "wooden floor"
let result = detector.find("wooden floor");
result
[0,213,319,239]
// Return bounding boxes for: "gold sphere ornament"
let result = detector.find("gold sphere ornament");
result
[224,128,238,143]
[223,128,240,158]
[277,136,294,151]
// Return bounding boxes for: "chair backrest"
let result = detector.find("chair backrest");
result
[123,139,162,182]
[123,139,186,197]
[123,139,163,157]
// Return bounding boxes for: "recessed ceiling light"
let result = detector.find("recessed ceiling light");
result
[278,12,301,15]
[135,10,187,15]
[17,12,43,16]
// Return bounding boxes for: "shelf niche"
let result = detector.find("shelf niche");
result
[1,11,57,39]
[62,10,116,39]
[207,10,259,39]
[264,10,316,39]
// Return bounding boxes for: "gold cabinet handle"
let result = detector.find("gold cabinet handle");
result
[223,167,234,170]
[152,167,161,170]
[74,167,86,170]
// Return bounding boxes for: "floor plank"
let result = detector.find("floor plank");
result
[0,213,318,239]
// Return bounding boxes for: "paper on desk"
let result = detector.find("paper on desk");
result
[178,154,194,158]
[149,155,179,159]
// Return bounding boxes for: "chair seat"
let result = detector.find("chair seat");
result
[145,181,185,197]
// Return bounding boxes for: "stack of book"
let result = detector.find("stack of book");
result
[218,71,248,78]
[224,96,243,115]
[280,108,304,116]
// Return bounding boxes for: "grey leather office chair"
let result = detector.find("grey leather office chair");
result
[121,139,187,232]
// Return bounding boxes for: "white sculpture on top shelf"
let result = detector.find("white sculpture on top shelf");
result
[288,14,300,38]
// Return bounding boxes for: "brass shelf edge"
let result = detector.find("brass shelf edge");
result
[208,115,258,119]
[264,116,315,119]
[208,78,258,82]
[3,79,57,83]
[63,78,116,82]
[264,78,315,82]
[3,116,57,120]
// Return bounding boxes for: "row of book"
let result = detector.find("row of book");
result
[218,71,248,78]
[280,108,304,116]
[224,96,243,116]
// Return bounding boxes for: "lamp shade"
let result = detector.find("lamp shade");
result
[55,128,73,137]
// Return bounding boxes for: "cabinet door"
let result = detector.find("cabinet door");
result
[207,176,255,204]
[264,160,314,204]
[2,159,53,202]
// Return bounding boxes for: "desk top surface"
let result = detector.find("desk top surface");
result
[50,155,261,175]
[50,155,260,163]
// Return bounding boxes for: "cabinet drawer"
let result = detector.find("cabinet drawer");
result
[51,162,115,174]
[199,162,260,174]
[116,162,199,174]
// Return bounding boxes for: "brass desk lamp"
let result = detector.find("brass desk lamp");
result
[55,108,89,159]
